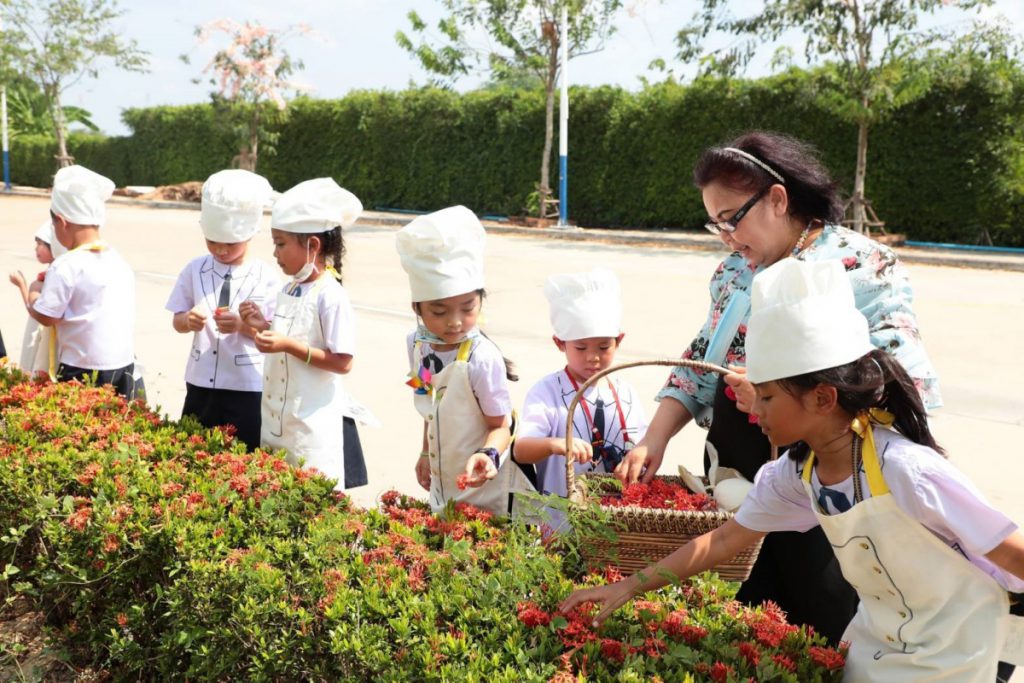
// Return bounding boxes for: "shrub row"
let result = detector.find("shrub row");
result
[0,370,845,681]
[9,58,1024,244]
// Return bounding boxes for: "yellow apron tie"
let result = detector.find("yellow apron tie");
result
[803,408,895,497]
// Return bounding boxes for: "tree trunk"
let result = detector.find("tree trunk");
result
[852,115,869,234]
[50,88,73,168]
[540,78,556,214]
[248,106,260,172]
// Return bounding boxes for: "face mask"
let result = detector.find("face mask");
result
[291,239,318,284]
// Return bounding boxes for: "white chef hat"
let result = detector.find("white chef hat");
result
[396,205,486,303]
[50,165,115,226]
[544,268,622,341]
[34,220,52,244]
[272,178,363,233]
[199,169,273,243]
[746,259,874,384]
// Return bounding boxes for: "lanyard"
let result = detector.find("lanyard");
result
[67,240,107,255]
[564,368,631,447]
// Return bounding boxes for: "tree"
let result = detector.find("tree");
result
[396,0,621,215]
[4,77,98,138]
[675,0,992,233]
[1,0,147,167]
[187,19,312,172]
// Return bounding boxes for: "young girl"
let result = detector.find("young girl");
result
[396,205,535,516]
[561,259,1024,681]
[239,178,363,491]
[10,221,58,378]
[166,170,279,451]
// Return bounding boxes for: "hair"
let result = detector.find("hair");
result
[693,131,844,225]
[777,348,943,461]
[413,288,519,382]
[297,226,345,283]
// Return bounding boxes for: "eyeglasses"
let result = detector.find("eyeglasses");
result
[704,186,771,235]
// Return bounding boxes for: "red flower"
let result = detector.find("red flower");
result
[66,506,92,531]
[738,641,760,665]
[808,645,845,670]
[517,601,552,628]
[599,638,630,664]
[679,624,708,645]
[77,462,102,486]
[771,653,796,672]
[456,473,471,490]
[710,662,733,683]
[160,482,183,497]
[116,613,128,627]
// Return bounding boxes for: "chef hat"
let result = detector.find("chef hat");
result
[544,268,622,341]
[50,165,115,226]
[396,206,486,303]
[199,170,273,243]
[272,178,363,233]
[746,259,874,384]
[34,221,52,244]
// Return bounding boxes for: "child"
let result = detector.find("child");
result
[165,170,280,451]
[9,165,138,399]
[239,177,362,491]
[515,268,648,498]
[560,259,1024,680]
[396,205,535,516]
[10,222,57,378]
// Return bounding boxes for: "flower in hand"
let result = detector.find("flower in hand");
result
[238,300,269,330]
[462,453,497,488]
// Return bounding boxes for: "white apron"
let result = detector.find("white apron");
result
[414,340,535,517]
[19,319,56,379]
[802,420,1012,682]
[261,277,345,490]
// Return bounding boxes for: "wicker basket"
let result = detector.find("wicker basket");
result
[564,359,763,582]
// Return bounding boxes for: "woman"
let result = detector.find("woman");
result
[616,131,941,643]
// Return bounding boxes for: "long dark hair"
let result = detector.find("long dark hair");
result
[693,131,844,225]
[413,289,518,382]
[778,348,943,460]
[298,226,345,283]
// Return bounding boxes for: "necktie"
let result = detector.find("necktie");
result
[218,271,232,308]
[592,398,605,446]
[817,486,852,514]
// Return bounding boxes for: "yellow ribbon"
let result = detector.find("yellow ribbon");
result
[803,408,895,497]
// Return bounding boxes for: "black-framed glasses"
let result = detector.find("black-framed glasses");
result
[704,185,771,235]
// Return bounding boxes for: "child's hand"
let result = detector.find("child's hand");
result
[463,453,497,488]
[415,455,431,491]
[553,437,593,464]
[185,306,207,332]
[8,271,28,300]
[238,300,268,330]
[724,366,754,414]
[254,330,294,354]
[213,308,242,334]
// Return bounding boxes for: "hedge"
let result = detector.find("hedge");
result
[8,57,1024,245]
[0,371,847,680]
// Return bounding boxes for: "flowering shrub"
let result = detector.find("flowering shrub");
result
[0,372,844,681]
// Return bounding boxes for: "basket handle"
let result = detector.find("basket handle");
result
[564,358,729,501]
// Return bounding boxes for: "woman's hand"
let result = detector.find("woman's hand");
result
[724,366,755,414]
[213,308,242,334]
[254,330,295,354]
[615,444,661,485]
[463,453,497,487]
[558,580,636,628]
[238,301,269,330]
[415,455,432,491]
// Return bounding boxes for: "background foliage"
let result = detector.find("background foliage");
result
[9,54,1024,245]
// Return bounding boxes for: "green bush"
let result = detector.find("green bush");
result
[8,55,1023,245]
[0,373,846,681]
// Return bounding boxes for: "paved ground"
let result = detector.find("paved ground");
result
[2,193,1023,536]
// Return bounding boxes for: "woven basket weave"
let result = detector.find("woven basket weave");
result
[564,359,763,582]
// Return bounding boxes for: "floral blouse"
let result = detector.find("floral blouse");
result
[658,224,942,427]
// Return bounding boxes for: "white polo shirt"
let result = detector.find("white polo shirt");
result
[519,369,648,497]
[33,243,135,370]
[165,255,281,392]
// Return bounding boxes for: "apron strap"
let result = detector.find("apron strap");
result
[456,339,473,362]
[802,409,894,497]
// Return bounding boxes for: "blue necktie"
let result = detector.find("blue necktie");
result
[817,486,852,514]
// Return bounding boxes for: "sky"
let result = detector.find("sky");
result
[53,0,1024,137]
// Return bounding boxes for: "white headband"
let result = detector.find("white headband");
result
[723,147,785,184]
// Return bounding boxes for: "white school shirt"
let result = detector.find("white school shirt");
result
[165,256,281,392]
[304,277,357,357]
[519,370,649,497]
[33,244,134,370]
[736,427,1024,593]
[405,332,512,418]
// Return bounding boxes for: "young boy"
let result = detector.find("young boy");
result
[514,269,649,497]
[10,165,138,398]
[165,169,280,451]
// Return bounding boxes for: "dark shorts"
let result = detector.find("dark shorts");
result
[57,362,141,401]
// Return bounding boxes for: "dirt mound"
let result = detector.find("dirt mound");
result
[138,182,203,203]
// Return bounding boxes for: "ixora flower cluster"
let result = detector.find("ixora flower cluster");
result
[0,369,844,681]
[600,479,719,511]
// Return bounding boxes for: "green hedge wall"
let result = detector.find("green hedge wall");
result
[8,59,1024,245]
